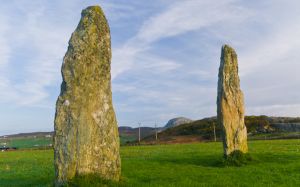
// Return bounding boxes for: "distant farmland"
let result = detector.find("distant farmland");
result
[0,133,52,149]
[2,115,300,149]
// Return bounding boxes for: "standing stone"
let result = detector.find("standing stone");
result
[217,45,248,156]
[54,6,120,186]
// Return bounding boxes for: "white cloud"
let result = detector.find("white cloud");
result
[111,0,250,80]
[0,0,129,107]
[136,0,248,43]
[247,104,300,117]
[112,0,300,126]
[0,29,10,68]
[112,46,141,79]
[0,1,73,106]
[240,23,300,76]
[0,14,15,102]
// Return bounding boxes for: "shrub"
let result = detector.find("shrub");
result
[222,150,253,167]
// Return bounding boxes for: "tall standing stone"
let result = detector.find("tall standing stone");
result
[217,45,248,156]
[54,6,121,186]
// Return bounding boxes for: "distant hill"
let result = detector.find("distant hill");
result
[0,132,53,139]
[0,126,157,147]
[119,126,156,144]
[163,117,193,129]
[140,116,300,144]
[2,116,300,148]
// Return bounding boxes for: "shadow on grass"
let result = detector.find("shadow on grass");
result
[0,179,53,187]
[250,152,300,164]
[151,153,225,168]
[152,150,300,169]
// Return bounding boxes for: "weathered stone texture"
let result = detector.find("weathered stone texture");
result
[217,45,248,156]
[54,6,120,186]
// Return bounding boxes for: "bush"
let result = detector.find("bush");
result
[222,150,253,167]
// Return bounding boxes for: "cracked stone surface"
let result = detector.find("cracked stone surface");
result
[217,44,248,156]
[54,5,120,186]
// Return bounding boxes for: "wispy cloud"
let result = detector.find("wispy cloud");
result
[112,0,250,79]
[111,0,252,124]
[0,0,139,107]
[0,2,67,106]
[136,0,249,43]
[0,20,10,68]
[0,12,16,103]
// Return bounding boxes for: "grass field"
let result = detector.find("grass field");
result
[0,139,300,186]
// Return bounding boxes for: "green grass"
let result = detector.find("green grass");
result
[0,149,53,186]
[1,139,300,186]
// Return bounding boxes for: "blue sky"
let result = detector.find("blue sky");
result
[1,0,300,135]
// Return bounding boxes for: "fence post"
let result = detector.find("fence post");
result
[213,122,217,142]
[155,122,158,142]
[138,122,141,143]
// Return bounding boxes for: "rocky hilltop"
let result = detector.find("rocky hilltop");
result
[164,117,193,129]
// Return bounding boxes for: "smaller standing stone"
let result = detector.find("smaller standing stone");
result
[217,44,248,156]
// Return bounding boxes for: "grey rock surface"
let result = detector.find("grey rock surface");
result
[164,117,193,129]
[271,123,300,132]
